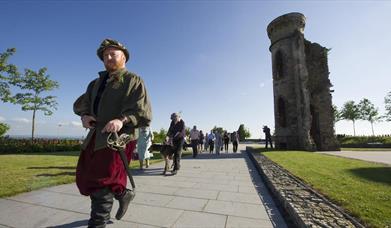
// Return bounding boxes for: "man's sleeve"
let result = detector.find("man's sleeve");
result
[167,122,174,137]
[180,121,186,138]
[120,76,152,128]
[73,79,96,116]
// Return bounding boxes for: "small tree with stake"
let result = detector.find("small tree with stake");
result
[10,68,59,142]
[358,98,382,136]
[340,101,360,136]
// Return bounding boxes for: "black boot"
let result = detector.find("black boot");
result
[88,188,114,228]
[114,189,135,220]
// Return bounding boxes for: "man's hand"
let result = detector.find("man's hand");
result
[81,115,96,129]
[101,119,123,133]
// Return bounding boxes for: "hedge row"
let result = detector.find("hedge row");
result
[0,138,82,153]
[336,135,391,148]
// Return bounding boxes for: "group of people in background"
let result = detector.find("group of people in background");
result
[136,118,275,177]
[136,123,275,172]
[189,126,240,157]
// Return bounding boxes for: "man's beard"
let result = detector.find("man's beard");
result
[105,61,123,72]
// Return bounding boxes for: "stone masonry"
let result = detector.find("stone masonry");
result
[267,12,339,151]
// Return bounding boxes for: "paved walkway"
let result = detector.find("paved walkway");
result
[0,144,286,228]
[319,151,391,165]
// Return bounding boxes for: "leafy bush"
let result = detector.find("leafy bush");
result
[153,128,167,143]
[0,123,10,137]
[0,138,82,153]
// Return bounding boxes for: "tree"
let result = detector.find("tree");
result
[185,127,191,137]
[332,104,342,123]
[0,123,10,137]
[340,101,360,136]
[385,91,391,121]
[9,67,59,141]
[0,48,19,102]
[152,128,167,143]
[237,124,251,141]
[358,98,381,136]
[212,126,225,135]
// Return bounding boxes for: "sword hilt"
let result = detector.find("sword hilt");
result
[107,132,131,150]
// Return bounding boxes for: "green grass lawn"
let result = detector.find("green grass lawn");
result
[258,149,391,228]
[0,151,165,198]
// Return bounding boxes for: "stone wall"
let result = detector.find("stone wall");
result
[305,40,339,150]
[247,149,364,228]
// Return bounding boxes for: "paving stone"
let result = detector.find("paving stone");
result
[204,200,269,220]
[226,215,274,228]
[0,199,87,228]
[174,188,219,200]
[184,176,231,185]
[136,183,179,195]
[217,191,262,204]
[238,185,257,194]
[121,204,183,227]
[172,211,227,228]
[8,190,90,213]
[228,180,255,187]
[192,182,239,192]
[234,175,253,181]
[132,192,175,207]
[165,196,208,211]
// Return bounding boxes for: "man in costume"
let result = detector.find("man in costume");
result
[73,38,152,228]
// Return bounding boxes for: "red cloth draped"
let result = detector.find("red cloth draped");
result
[76,133,135,196]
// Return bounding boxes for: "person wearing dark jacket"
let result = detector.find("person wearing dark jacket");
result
[263,125,273,149]
[223,131,230,152]
[166,112,185,175]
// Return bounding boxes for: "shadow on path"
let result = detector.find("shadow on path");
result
[243,149,288,228]
[181,152,243,160]
[47,219,89,228]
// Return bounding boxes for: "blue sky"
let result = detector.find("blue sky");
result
[0,1,390,138]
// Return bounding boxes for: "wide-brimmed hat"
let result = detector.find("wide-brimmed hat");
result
[97,38,130,62]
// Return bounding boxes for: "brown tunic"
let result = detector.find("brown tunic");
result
[73,68,152,151]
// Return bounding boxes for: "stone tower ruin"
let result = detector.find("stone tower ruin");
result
[267,13,339,151]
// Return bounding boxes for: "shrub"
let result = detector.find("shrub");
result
[0,138,82,154]
[336,134,391,148]
[0,123,10,137]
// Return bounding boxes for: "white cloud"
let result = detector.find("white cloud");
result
[71,121,82,127]
[0,116,5,121]
[12,118,30,123]
[259,83,265,88]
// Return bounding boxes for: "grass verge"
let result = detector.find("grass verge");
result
[256,149,391,228]
[0,151,164,198]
